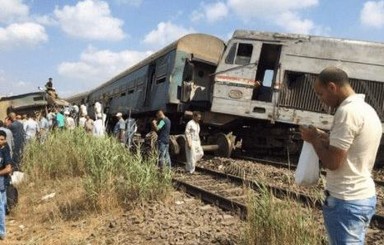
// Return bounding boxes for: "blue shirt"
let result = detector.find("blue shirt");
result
[157,117,171,144]
[0,145,12,191]
[56,113,65,128]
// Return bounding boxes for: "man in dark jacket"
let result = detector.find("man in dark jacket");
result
[7,113,25,169]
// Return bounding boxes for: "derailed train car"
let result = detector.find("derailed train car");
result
[0,91,69,120]
[69,33,225,133]
[67,30,384,166]
[209,30,384,165]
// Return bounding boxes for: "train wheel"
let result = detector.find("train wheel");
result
[206,133,234,158]
[175,135,187,162]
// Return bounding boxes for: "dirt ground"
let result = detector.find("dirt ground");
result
[4,179,244,245]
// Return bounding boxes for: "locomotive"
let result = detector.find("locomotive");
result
[66,31,384,166]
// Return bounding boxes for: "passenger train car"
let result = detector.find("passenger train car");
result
[71,33,225,132]
[67,30,384,166]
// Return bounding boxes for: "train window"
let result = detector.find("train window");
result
[225,43,237,64]
[33,96,44,101]
[225,43,253,65]
[156,77,166,84]
[120,92,126,97]
[128,89,134,94]
[235,43,253,65]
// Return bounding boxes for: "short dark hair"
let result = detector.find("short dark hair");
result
[318,67,349,86]
[0,130,6,139]
[0,120,3,127]
[193,111,201,117]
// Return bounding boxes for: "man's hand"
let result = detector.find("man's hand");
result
[299,125,318,143]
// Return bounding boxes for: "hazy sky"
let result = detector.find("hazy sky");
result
[1,0,383,98]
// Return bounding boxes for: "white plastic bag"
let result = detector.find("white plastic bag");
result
[294,141,320,186]
[11,171,25,186]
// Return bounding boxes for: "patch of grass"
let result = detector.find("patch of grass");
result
[22,128,172,212]
[242,185,323,245]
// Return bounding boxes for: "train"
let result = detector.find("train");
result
[66,30,384,166]
[0,91,69,120]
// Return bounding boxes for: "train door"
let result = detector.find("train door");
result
[252,44,282,102]
[144,63,156,107]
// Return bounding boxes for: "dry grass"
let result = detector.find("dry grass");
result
[4,129,172,244]
[242,186,324,245]
[7,178,108,244]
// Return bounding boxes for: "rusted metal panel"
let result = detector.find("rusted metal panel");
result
[212,30,384,131]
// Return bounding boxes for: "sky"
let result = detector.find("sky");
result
[0,0,383,98]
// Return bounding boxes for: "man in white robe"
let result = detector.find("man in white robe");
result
[185,111,204,173]
[93,115,105,138]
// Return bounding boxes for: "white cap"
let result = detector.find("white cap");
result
[116,112,122,117]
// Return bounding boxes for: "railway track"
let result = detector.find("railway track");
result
[172,160,384,232]
[235,155,384,187]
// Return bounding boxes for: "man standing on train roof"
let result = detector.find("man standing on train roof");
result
[114,112,126,144]
[152,110,171,169]
[0,130,12,240]
[45,77,53,90]
[185,111,204,174]
[300,67,382,244]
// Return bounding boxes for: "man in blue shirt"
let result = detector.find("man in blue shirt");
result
[152,110,171,169]
[55,109,65,129]
[0,130,12,240]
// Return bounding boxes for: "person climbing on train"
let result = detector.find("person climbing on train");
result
[151,110,171,169]
[300,67,382,244]
[185,111,204,174]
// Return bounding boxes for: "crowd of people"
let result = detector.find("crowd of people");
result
[3,67,379,244]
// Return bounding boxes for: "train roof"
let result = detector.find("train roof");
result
[232,30,384,47]
[90,33,225,93]
[0,91,46,101]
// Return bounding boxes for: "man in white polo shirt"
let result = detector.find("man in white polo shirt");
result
[300,66,382,244]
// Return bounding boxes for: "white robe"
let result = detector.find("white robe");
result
[185,120,203,173]
[93,119,105,137]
